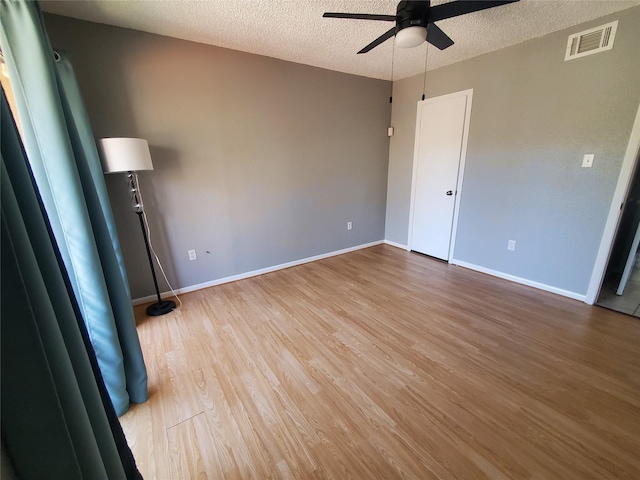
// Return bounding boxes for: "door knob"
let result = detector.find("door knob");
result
[446,190,453,196]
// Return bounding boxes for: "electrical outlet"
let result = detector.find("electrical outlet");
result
[507,240,516,251]
[188,249,197,261]
[347,221,353,230]
[582,154,594,168]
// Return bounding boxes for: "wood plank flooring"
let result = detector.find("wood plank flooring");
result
[121,245,640,479]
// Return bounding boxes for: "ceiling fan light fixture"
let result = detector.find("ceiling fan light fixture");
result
[396,26,427,48]
[323,0,519,54]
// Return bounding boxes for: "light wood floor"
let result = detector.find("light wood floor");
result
[121,245,640,479]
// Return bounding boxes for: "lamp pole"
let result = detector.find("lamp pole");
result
[128,171,176,316]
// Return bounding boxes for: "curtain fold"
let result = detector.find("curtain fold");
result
[1,86,142,479]
[0,0,147,414]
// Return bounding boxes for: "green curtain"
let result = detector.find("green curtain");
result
[1,86,142,479]
[0,0,147,415]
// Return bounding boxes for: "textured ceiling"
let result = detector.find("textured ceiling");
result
[40,0,640,80]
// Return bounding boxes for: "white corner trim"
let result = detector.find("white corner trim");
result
[586,101,640,305]
[132,240,384,306]
[384,239,410,250]
[451,259,586,302]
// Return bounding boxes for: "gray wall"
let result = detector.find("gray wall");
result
[44,14,391,299]
[386,7,640,296]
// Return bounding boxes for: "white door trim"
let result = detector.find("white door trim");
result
[586,101,640,304]
[407,89,473,261]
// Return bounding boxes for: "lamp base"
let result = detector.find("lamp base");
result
[146,300,176,316]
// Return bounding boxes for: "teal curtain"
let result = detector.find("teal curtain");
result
[0,0,147,415]
[1,87,142,479]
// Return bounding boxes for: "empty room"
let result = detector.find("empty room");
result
[1,0,639,479]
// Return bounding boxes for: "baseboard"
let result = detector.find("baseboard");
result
[132,240,384,306]
[450,259,586,302]
[383,240,409,250]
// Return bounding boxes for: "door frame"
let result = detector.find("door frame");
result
[407,89,473,261]
[586,102,640,304]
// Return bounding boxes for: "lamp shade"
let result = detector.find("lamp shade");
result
[396,26,427,48]
[99,138,154,173]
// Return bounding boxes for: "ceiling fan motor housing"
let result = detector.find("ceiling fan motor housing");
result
[396,0,430,33]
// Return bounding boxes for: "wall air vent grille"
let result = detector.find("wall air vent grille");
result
[565,21,618,61]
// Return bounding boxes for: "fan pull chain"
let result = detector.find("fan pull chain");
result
[422,28,429,101]
[390,38,395,104]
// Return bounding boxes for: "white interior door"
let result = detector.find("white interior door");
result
[410,92,471,260]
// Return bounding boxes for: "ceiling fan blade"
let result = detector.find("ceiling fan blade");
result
[429,0,519,23]
[426,23,454,50]
[323,12,397,21]
[358,27,397,54]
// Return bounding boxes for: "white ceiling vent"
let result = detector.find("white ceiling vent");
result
[565,21,618,61]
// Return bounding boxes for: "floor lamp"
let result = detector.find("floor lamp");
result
[99,137,176,316]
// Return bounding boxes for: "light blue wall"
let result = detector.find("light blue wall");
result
[386,7,640,296]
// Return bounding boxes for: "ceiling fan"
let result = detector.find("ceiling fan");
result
[323,0,519,54]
